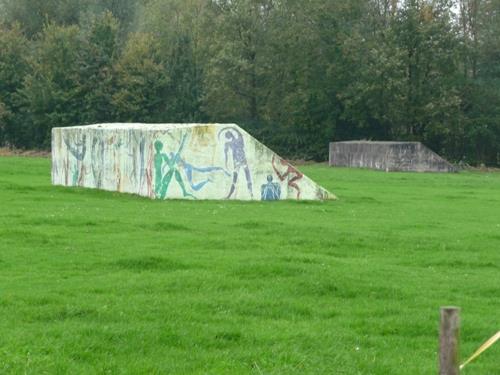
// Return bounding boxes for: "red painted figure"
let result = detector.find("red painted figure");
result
[272,155,303,199]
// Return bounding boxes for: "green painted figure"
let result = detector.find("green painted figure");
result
[154,134,195,199]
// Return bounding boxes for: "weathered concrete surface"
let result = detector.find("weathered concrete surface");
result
[329,141,457,172]
[52,123,334,200]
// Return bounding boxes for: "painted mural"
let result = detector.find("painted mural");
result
[272,155,303,199]
[219,126,253,199]
[261,175,281,201]
[52,123,334,201]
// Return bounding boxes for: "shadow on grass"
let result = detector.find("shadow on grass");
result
[147,222,192,232]
[110,256,192,272]
[33,306,99,322]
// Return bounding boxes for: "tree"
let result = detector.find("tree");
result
[262,0,369,158]
[18,23,85,147]
[138,0,206,121]
[459,0,500,164]
[0,100,11,145]
[112,33,170,122]
[0,23,30,146]
[79,11,120,124]
[390,0,462,153]
[202,0,275,125]
[0,0,82,37]
[0,0,498,164]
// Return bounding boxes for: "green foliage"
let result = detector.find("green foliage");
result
[458,0,500,165]
[0,0,499,164]
[0,0,136,37]
[0,157,499,373]
[0,99,11,144]
[0,0,81,37]
[18,23,85,147]
[0,23,30,146]
[202,0,271,123]
[83,0,139,32]
[112,33,169,122]
[12,13,121,148]
[394,1,461,144]
[79,11,120,124]
[137,0,206,121]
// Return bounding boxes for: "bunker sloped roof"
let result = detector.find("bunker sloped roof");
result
[59,123,235,131]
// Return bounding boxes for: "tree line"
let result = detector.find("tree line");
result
[0,0,499,165]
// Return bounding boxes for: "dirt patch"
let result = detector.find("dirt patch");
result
[0,147,50,158]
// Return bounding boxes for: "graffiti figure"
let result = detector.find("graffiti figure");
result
[218,127,253,199]
[261,175,281,201]
[272,155,303,199]
[146,143,154,198]
[91,136,105,188]
[154,134,195,199]
[138,136,146,188]
[173,155,230,191]
[64,135,87,185]
[64,135,87,161]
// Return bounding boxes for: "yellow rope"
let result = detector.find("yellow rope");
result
[460,331,500,370]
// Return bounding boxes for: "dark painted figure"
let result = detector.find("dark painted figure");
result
[91,136,105,188]
[219,127,253,199]
[64,134,87,185]
[64,135,87,161]
[272,155,303,199]
[261,175,281,201]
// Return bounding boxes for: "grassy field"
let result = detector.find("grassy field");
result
[0,156,499,374]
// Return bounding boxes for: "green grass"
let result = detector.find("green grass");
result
[0,157,499,374]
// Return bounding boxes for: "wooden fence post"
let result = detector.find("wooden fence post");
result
[439,306,460,375]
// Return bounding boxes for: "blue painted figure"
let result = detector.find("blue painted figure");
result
[173,155,230,191]
[218,127,253,199]
[261,175,281,201]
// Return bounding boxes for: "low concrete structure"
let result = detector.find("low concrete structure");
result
[52,123,334,200]
[329,141,457,172]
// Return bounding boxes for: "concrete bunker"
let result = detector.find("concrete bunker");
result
[329,141,457,172]
[52,123,334,200]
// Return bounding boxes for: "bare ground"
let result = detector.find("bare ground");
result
[0,147,50,158]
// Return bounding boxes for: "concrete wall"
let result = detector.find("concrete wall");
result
[329,141,457,172]
[52,123,334,200]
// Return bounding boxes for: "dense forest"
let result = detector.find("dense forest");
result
[0,0,499,165]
